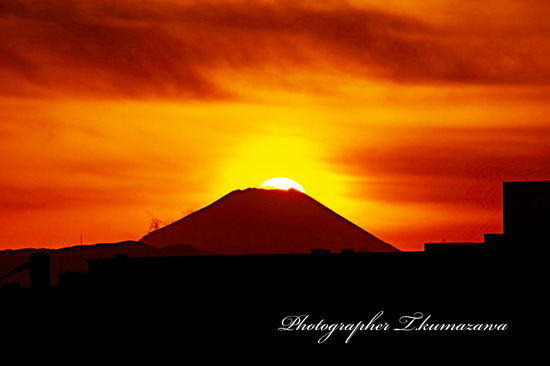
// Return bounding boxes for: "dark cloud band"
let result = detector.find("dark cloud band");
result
[1,0,549,99]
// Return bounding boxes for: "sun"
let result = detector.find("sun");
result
[261,177,306,193]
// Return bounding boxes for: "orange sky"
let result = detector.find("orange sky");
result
[1,0,549,251]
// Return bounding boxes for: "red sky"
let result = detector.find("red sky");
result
[1,0,549,251]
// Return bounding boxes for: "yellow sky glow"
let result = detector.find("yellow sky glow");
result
[1,0,549,251]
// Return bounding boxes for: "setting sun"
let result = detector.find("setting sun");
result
[261,177,306,194]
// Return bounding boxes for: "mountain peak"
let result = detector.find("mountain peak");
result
[140,188,398,254]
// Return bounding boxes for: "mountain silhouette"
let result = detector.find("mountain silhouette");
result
[140,188,398,254]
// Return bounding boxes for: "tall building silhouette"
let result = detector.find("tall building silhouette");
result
[503,181,550,244]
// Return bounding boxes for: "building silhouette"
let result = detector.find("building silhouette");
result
[503,181,550,244]
[426,180,550,252]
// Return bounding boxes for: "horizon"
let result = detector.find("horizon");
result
[1,180,544,253]
[2,1,550,251]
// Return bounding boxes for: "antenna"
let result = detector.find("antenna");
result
[80,235,83,273]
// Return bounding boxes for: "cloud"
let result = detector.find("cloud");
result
[332,126,550,209]
[0,1,228,98]
[1,0,549,99]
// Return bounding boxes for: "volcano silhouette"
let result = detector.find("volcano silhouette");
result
[140,188,398,254]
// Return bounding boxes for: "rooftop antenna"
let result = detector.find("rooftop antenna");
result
[80,235,83,273]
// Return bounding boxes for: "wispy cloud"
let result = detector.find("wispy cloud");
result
[2,0,550,99]
[332,126,550,209]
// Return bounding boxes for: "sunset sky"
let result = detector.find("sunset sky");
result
[1,0,549,251]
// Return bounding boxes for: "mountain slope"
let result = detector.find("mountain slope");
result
[140,188,398,254]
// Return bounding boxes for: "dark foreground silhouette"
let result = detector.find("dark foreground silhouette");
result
[0,248,530,359]
[1,181,545,352]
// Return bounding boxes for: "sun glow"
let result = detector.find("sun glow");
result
[261,177,306,193]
